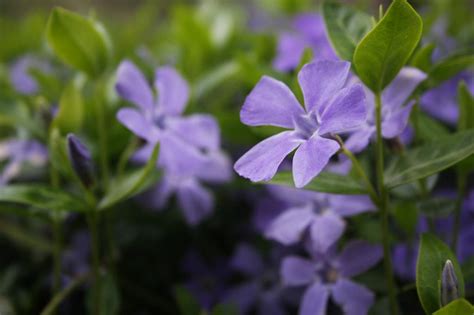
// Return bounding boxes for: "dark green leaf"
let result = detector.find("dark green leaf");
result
[99,273,120,315]
[461,256,474,284]
[385,130,474,188]
[433,299,473,315]
[46,7,111,77]
[322,0,372,61]
[415,113,450,142]
[174,286,201,315]
[268,171,367,195]
[53,77,85,134]
[98,144,160,210]
[417,197,456,218]
[212,303,239,315]
[392,201,418,236]
[353,0,422,92]
[427,54,474,89]
[411,43,435,72]
[416,233,465,314]
[0,185,86,213]
[458,81,474,131]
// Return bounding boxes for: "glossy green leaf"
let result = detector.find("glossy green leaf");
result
[353,0,422,92]
[268,171,367,195]
[52,77,85,134]
[416,233,465,314]
[385,130,474,188]
[458,81,474,131]
[0,185,86,213]
[322,0,372,61]
[433,299,473,315]
[174,286,200,315]
[46,7,110,77]
[98,144,160,210]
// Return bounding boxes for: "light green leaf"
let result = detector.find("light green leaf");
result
[0,185,86,213]
[98,144,160,210]
[385,130,474,188]
[322,0,372,61]
[52,77,85,134]
[267,171,367,195]
[433,299,473,315]
[46,7,110,77]
[416,233,465,314]
[353,0,422,92]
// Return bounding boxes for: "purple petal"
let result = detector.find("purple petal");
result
[392,244,417,281]
[223,281,259,314]
[230,243,264,276]
[299,282,329,315]
[265,205,314,245]
[331,279,374,315]
[293,14,326,41]
[193,151,233,183]
[176,179,213,226]
[280,256,316,286]
[329,195,375,217]
[292,135,340,188]
[155,66,189,116]
[10,57,39,95]
[142,176,175,209]
[318,84,367,135]
[166,114,220,150]
[382,67,427,109]
[297,60,351,113]
[240,76,304,128]
[309,212,345,253]
[234,131,300,182]
[115,60,154,112]
[116,108,159,142]
[273,33,306,72]
[344,126,375,154]
[382,101,415,139]
[259,292,286,315]
[337,241,383,277]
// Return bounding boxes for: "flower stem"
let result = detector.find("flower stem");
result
[375,92,398,315]
[451,174,467,252]
[87,211,101,315]
[94,78,110,189]
[52,219,62,296]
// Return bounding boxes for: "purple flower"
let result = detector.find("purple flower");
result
[345,67,427,153]
[281,241,382,315]
[9,55,50,95]
[273,14,338,72]
[234,60,367,188]
[0,139,48,185]
[264,185,374,253]
[420,72,474,125]
[67,134,95,188]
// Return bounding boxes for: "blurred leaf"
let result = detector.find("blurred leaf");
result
[416,233,465,314]
[353,0,422,92]
[392,201,418,236]
[457,81,474,131]
[0,185,86,213]
[49,128,74,177]
[432,299,473,315]
[99,273,120,315]
[461,256,474,284]
[417,197,455,218]
[411,43,435,72]
[268,171,367,194]
[46,7,110,77]
[174,286,201,315]
[385,130,474,188]
[212,303,238,315]
[52,76,85,134]
[425,54,474,89]
[416,112,450,142]
[322,0,372,61]
[98,144,160,210]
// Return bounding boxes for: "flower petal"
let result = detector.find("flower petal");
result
[230,243,264,276]
[337,241,383,277]
[344,126,375,154]
[292,136,340,188]
[166,114,220,150]
[265,204,314,245]
[234,131,300,182]
[318,84,367,135]
[223,281,259,314]
[273,33,306,72]
[176,179,213,226]
[331,279,374,315]
[382,67,427,109]
[329,195,375,217]
[115,60,154,112]
[241,76,304,128]
[299,282,329,315]
[155,66,189,116]
[280,256,316,286]
[382,101,414,139]
[116,108,159,142]
[309,212,345,253]
[298,60,351,113]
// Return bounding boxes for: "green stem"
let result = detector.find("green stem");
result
[95,79,109,189]
[451,174,467,252]
[375,92,398,315]
[87,212,101,315]
[52,219,62,296]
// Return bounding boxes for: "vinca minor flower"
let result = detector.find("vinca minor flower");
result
[234,60,366,188]
[9,55,50,95]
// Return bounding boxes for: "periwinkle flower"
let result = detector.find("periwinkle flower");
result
[281,241,382,315]
[344,67,427,153]
[9,55,50,95]
[234,60,367,188]
[273,14,338,72]
[67,134,94,188]
[0,139,47,185]
[441,260,459,306]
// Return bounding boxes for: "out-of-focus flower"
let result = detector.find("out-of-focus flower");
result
[0,139,47,185]
[234,60,366,188]
[67,134,95,188]
[273,14,338,72]
[345,67,427,153]
[9,55,50,95]
[281,241,382,315]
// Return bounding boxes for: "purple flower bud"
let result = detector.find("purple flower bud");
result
[441,259,459,306]
[67,134,94,188]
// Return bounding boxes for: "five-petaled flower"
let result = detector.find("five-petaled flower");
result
[234,60,367,188]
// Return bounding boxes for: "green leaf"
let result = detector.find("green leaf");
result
[98,144,160,210]
[268,171,367,195]
[461,256,474,284]
[322,0,372,61]
[212,303,239,315]
[52,77,85,134]
[49,128,74,177]
[458,81,474,131]
[353,0,422,92]
[433,299,473,315]
[46,7,110,77]
[385,130,474,188]
[0,185,86,213]
[411,43,435,72]
[99,273,120,315]
[416,113,450,142]
[417,197,455,218]
[174,286,201,315]
[392,201,418,236]
[416,233,465,314]
[426,54,474,89]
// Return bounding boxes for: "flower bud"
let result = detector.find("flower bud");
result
[441,259,459,306]
[67,134,94,188]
